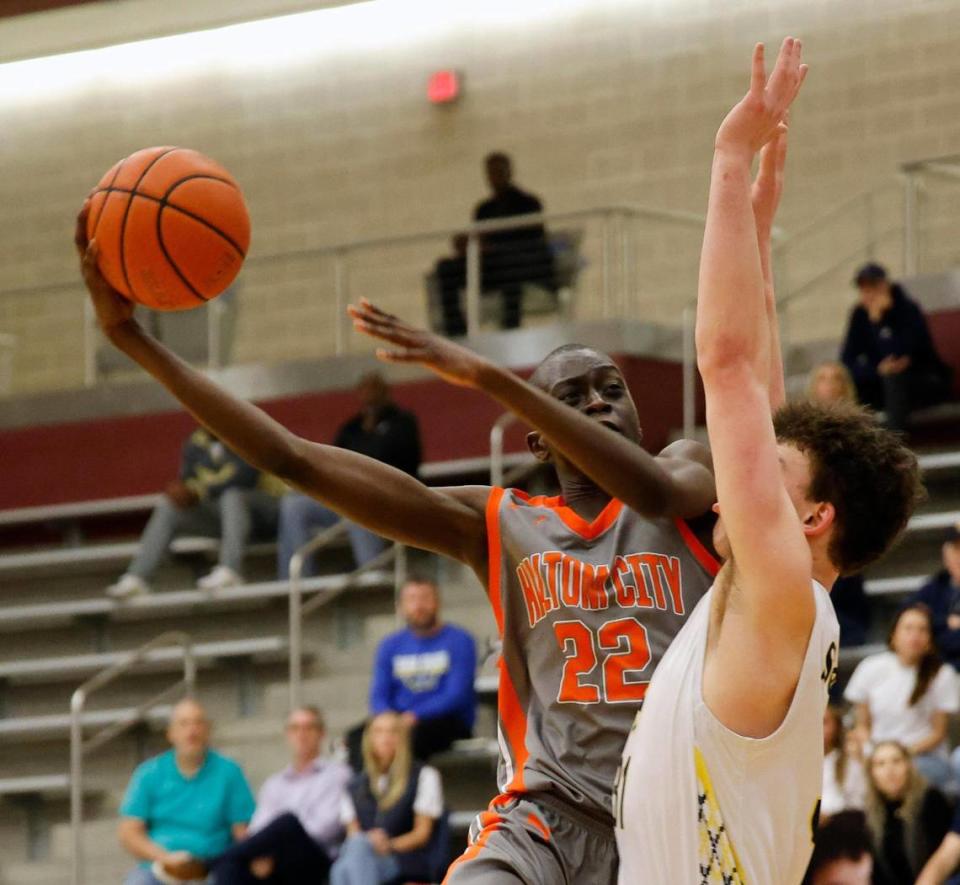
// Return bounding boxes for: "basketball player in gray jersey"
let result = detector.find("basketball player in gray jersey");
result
[80,193,728,881]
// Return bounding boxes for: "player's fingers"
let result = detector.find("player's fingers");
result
[75,203,91,254]
[766,36,796,98]
[750,43,766,95]
[375,347,428,364]
[352,318,420,348]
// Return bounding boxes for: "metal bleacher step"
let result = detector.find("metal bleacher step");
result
[0,775,76,800]
[0,569,393,633]
[863,575,926,597]
[0,635,292,685]
[0,706,172,744]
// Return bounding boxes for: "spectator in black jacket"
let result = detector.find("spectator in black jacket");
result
[841,262,953,432]
[912,526,960,670]
[864,740,953,885]
[277,372,421,578]
[434,152,554,336]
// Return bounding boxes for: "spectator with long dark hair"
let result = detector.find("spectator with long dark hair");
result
[822,704,867,823]
[331,712,442,885]
[845,604,960,789]
[864,741,952,885]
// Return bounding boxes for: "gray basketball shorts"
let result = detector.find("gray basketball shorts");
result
[443,793,618,885]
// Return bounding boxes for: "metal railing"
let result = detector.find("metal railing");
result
[0,331,14,394]
[288,528,407,710]
[70,631,195,885]
[68,202,707,388]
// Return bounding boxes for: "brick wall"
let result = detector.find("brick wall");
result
[1,0,959,395]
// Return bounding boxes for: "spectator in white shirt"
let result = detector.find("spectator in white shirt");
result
[332,712,443,885]
[845,604,960,790]
[822,704,867,823]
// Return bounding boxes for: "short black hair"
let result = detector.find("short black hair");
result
[529,343,611,391]
[774,401,923,575]
[802,811,872,884]
[485,151,511,167]
[853,262,888,287]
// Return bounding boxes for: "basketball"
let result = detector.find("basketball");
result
[86,146,251,311]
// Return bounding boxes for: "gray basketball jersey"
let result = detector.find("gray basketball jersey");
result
[485,487,719,824]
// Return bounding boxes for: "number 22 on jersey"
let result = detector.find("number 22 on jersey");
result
[554,617,652,704]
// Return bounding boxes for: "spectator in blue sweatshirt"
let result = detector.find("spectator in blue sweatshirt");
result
[347,577,476,771]
[911,526,960,670]
[841,262,952,432]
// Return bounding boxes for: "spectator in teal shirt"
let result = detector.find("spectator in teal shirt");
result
[119,698,255,885]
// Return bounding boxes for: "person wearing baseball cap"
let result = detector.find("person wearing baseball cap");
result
[840,262,953,432]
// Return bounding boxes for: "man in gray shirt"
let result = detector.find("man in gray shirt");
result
[210,706,350,883]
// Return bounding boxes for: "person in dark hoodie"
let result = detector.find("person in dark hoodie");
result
[911,525,960,670]
[841,262,953,432]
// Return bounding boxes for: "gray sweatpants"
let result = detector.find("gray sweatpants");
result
[444,794,618,885]
[128,488,279,580]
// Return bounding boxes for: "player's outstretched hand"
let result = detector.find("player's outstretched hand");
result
[751,126,788,240]
[75,199,136,336]
[348,298,493,388]
[716,37,807,158]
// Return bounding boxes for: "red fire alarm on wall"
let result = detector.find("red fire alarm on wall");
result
[427,70,461,104]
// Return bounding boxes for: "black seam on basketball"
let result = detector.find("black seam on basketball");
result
[95,184,246,259]
[118,148,183,302]
[89,157,128,238]
[154,198,210,305]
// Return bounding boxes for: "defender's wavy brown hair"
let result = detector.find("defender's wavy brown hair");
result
[773,401,924,576]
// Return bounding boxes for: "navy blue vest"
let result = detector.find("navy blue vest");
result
[349,762,431,878]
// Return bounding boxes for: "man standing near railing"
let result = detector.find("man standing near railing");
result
[434,152,555,336]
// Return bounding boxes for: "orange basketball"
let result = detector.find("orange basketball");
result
[86,146,251,311]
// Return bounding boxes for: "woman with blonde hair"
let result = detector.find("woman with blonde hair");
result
[331,711,443,885]
[807,360,857,405]
[863,741,952,885]
[821,704,867,823]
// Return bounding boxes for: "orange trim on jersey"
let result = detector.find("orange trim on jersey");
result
[509,488,624,541]
[485,487,507,637]
[674,517,721,577]
[442,811,504,882]
[498,657,530,793]
[486,487,529,793]
[527,812,551,841]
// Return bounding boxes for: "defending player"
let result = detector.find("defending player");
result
[77,203,718,882]
[613,38,923,884]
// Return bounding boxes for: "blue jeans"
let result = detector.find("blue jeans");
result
[124,868,211,885]
[917,750,955,792]
[329,834,400,885]
[129,488,279,580]
[277,493,387,579]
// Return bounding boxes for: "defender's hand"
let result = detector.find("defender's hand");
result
[716,38,807,158]
[751,128,788,241]
[75,200,136,336]
[349,298,493,389]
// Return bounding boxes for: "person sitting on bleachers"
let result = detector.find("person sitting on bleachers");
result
[912,525,960,671]
[332,712,444,885]
[118,698,255,885]
[845,604,960,790]
[841,262,953,433]
[346,577,475,771]
[108,427,281,599]
[433,152,555,336]
[207,706,350,884]
[807,360,871,647]
[803,811,874,885]
[822,704,867,824]
[863,741,953,885]
[277,372,421,580]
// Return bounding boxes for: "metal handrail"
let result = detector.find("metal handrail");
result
[70,630,195,885]
[288,526,407,710]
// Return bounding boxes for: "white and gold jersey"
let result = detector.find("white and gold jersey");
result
[614,579,839,884]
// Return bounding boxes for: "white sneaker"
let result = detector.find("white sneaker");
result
[197,565,241,591]
[105,574,150,600]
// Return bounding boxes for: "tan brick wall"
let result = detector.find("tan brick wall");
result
[1,0,959,395]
